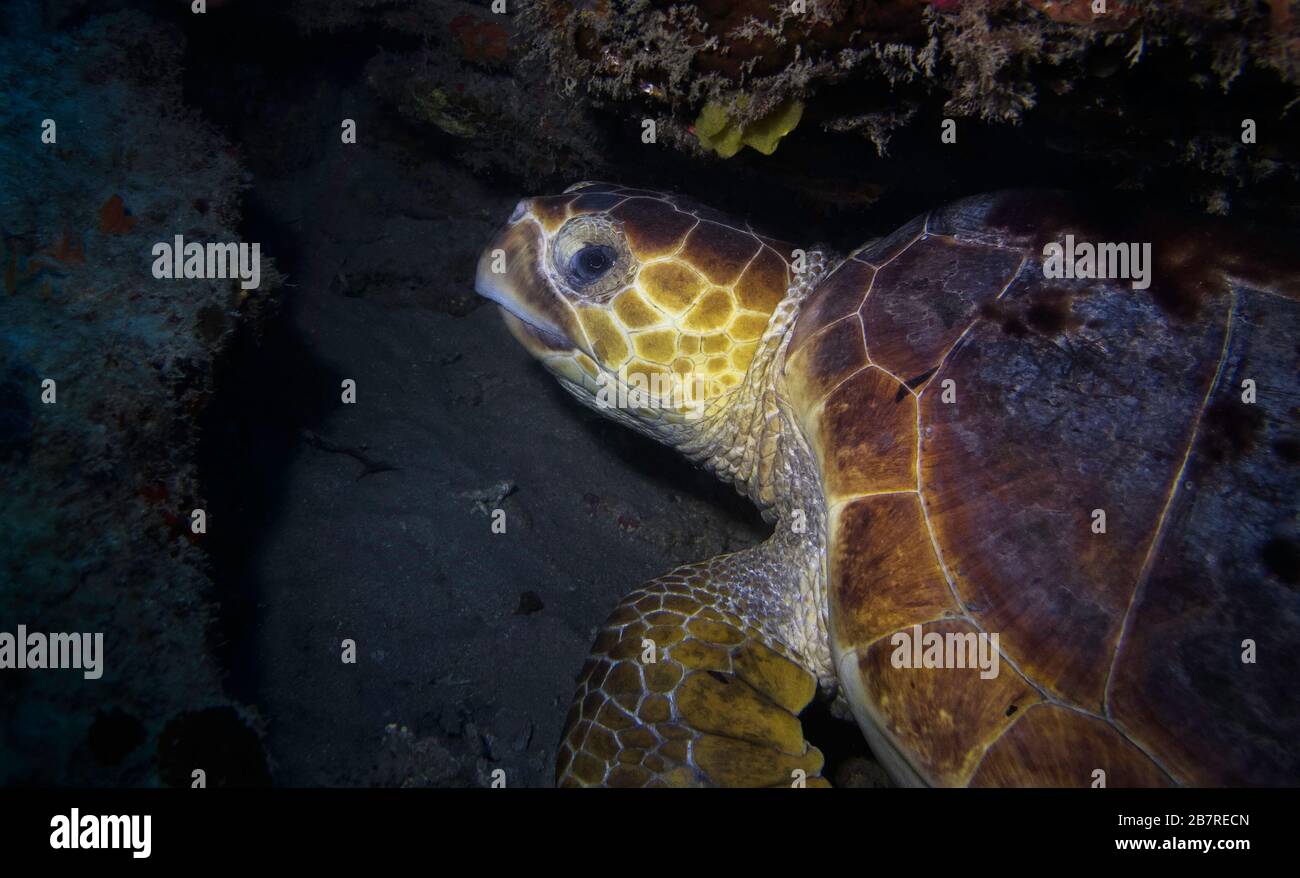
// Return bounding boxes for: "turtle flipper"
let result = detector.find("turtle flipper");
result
[556,564,828,788]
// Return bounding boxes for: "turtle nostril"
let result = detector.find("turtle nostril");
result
[508,200,528,223]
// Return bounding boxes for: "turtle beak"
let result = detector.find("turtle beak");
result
[474,214,579,355]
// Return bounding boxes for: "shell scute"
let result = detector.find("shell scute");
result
[829,492,956,649]
[783,315,868,412]
[787,258,873,357]
[851,212,926,267]
[970,704,1169,788]
[918,274,1230,709]
[815,367,916,499]
[845,618,1041,786]
[862,236,1025,383]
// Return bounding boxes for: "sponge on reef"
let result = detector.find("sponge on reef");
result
[693,97,803,158]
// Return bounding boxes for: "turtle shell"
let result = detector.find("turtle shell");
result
[782,191,1300,786]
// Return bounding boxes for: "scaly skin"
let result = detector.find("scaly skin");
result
[553,561,828,787]
[475,182,836,785]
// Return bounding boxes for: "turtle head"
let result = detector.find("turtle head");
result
[475,182,795,426]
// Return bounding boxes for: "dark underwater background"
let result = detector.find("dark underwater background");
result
[1,0,1295,787]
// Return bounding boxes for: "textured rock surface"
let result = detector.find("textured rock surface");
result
[0,2,275,785]
[519,0,1300,217]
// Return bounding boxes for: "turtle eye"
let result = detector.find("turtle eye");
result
[569,244,615,286]
[551,216,631,300]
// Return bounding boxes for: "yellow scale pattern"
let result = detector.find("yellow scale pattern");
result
[531,189,792,415]
[556,569,826,788]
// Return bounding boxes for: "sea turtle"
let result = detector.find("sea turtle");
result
[474,183,1300,787]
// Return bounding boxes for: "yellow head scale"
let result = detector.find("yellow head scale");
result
[475,183,794,424]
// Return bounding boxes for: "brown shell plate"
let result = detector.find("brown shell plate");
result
[783,191,1300,786]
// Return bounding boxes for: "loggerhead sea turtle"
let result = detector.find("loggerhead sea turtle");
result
[474,183,1300,787]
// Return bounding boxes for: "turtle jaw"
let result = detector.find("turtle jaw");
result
[474,218,581,356]
[497,306,573,356]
